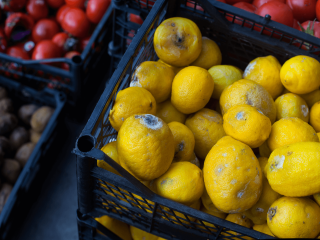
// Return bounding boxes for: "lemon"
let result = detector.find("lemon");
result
[130,226,158,240]
[117,114,174,181]
[201,187,225,213]
[155,99,186,124]
[280,55,320,94]
[299,88,320,108]
[130,61,174,103]
[275,93,309,122]
[253,224,275,237]
[209,65,243,99]
[223,104,271,148]
[224,213,253,239]
[258,157,268,177]
[171,66,214,114]
[109,87,156,131]
[97,141,119,175]
[243,55,283,99]
[267,197,320,238]
[314,193,320,206]
[158,59,184,76]
[95,215,131,240]
[310,101,320,132]
[191,37,222,69]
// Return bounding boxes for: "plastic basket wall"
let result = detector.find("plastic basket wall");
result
[74,0,320,239]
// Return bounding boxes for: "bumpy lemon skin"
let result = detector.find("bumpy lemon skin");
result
[310,101,320,132]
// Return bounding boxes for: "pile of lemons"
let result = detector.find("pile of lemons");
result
[97,17,320,239]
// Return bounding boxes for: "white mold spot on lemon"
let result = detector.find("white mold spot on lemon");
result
[256,208,264,213]
[257,109,264,115]
[218,168,222,173]
[237,191,244,198]
[222,153,227,157]
[274,155,285,169]
[225,164,229,167]
[236,111,245,121]
[130,75,142,87]
[231,179,237,184]
[237,166,241,169]
[254,175,260,184]
[243,61,257,76]
[135,114,163,130]
[301,105,309,117]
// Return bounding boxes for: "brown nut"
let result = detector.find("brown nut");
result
[30,129,41,144]
[1,159,21,184]
[15,142,35,167]
[0,113,18,135]
[30,106,54,133]
[0,98,13,113]
[18,104,39,125]
[9,127,29,151]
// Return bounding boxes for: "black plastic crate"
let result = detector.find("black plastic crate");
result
[0,76,66,239]
[73,0,320,239]
[0,5,114,105]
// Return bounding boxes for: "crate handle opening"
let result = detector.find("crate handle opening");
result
[72,55,83,65]
[77,135,95,153]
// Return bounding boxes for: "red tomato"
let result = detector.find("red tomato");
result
[0,0,26,11]
[62,51,80,70]
[0,28,7,53]
[226,0,252,4]
[56,5,71,24]
[32,40,61,60]
[61,8,90,38]
[315,0,320,23]
[136,0,155,9]
[4,13,34,41]
[226,2,256,27]
[86,0,111,24]
[7,46,29,59]
[293,18,299,29]
[65,0,85,8]
[80,36,90,51]
[32,19,60,43]
[45,0,65,9]
[256,1,294,27]
[186,1,204,11]
[52,32,69,53]
[129,14,143,25]
[287,0,316,23]
[296,20,320,38]
[16,40,35,56]
[253,0,285,8]
[26,0,49,21]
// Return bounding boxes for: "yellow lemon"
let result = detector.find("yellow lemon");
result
[243,55,283,99]
[95,215,132,240]
[314,193,320,206]
[168,122,195,162]
[318,132,320,141]
[310,101,320,132]
[130,226,158,240]
[275,93,309,122]
[209,65,243,99]
[185,108,225,159]
[171,66,214,114]
[203,136,263,213]
[201,187,225,213]
[191,37,222,69]
[267,117,319,152]
[224,213,253,239]
[130,61,174,103]
[109,87,156,131]
[223,104,271,148]
[266,141,320,197]
[153,162,204,205]
[155,99,186,124]
[258,157,268,177]
[196,207,227,233]
[299,88,320,108]
[97,141,119,175]
[280,55,320,94]
[220,79,277,124]
[253,224,275,237]
[267,197,320,238]
[158,59,184,76]
[117,114,174,181]
[259,141,271,158]
[154,17,202,67]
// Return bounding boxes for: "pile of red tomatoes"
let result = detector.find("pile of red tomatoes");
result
[0,0,111,69]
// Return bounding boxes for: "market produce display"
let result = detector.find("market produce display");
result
[94,14,320,239]
[0,86,54,215]
[0,0,111,66]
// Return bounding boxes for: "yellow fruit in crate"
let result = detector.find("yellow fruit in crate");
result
[97,141,119,175]
[154,162,204,205]
[185,108,225,159]
[253,224,275,237]
[154,17,202,67]
[223,104,271,148]
[155,99,186,124]
[158,59,183,76]
[209,65,243,99]
[196,207,227,233]
[203,136,263,213]
[168,122,195,162]
[244,176,281,225]
[258,157,268,177]
[130,226,158,240]
[201,187,224,213]
[266,142,320,197]
[275,93,309,122]
[191,37,222,69]
[130,61,175,103]
[224,213,253,239]
[243,55,283,99]
[299,88,320,108]
[267,197,320,238]
[259,141,271,158]
[267,117,319,152]
[280,55,320,94]
[117,114,174,181]
[220,79,277,124]
[314,193,320,206]
[95,215,132,240]
[318,132,320,141]
[310,101,320,132]
[109,87,156,131]
[171,66,214,114]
